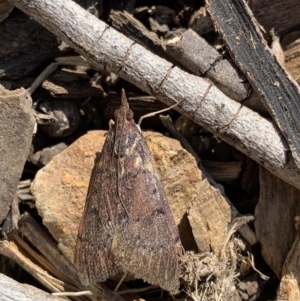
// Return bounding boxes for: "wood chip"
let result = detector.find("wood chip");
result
[255,167,300,278]
[188,179,231,253]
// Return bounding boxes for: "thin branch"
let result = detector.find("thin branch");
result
[7,0,300,189]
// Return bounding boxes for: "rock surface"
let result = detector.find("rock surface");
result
[31,130,202,262]
[0,86,35,224]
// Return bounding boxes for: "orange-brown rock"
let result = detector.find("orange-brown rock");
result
[31,130,202,262]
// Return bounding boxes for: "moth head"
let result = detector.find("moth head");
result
[113,107,134,121]
[113,89,134,121]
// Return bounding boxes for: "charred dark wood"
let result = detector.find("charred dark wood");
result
[207,0,300,168]
[0,9,59,79]
[248,0,300,36]
[110,10,175,64]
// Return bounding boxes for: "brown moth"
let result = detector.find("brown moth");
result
[75,90,182,292]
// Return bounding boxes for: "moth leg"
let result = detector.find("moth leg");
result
[138,98,186,128]
[114,272,128,292]
[109,119,115,129]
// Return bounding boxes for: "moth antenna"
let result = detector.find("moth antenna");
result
[121,89,129,108]
[138,98,186,127]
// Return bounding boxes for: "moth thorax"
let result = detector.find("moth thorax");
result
[117,136,127,157]
[125,108,134,120]
[113,107,134,157]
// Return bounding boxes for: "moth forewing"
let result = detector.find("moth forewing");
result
[75,89,182,293]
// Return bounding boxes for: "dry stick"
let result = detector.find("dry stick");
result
[165,29,267,115]
[52,290,99,297]
[0,273,66,301]
[7,0,300,189]
[166,29,249,102]
[206,0,300,168]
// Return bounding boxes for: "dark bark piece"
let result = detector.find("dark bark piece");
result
[41,69,104,98]
[188,6,214,35]
[0,9,59,79]
[248,0,300,36]
[240,158,259,195]
[0,86,35,225]
[206,0,300,168]
[103,0,135,17]
[109,10,174,64]
[201,160,242,182]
